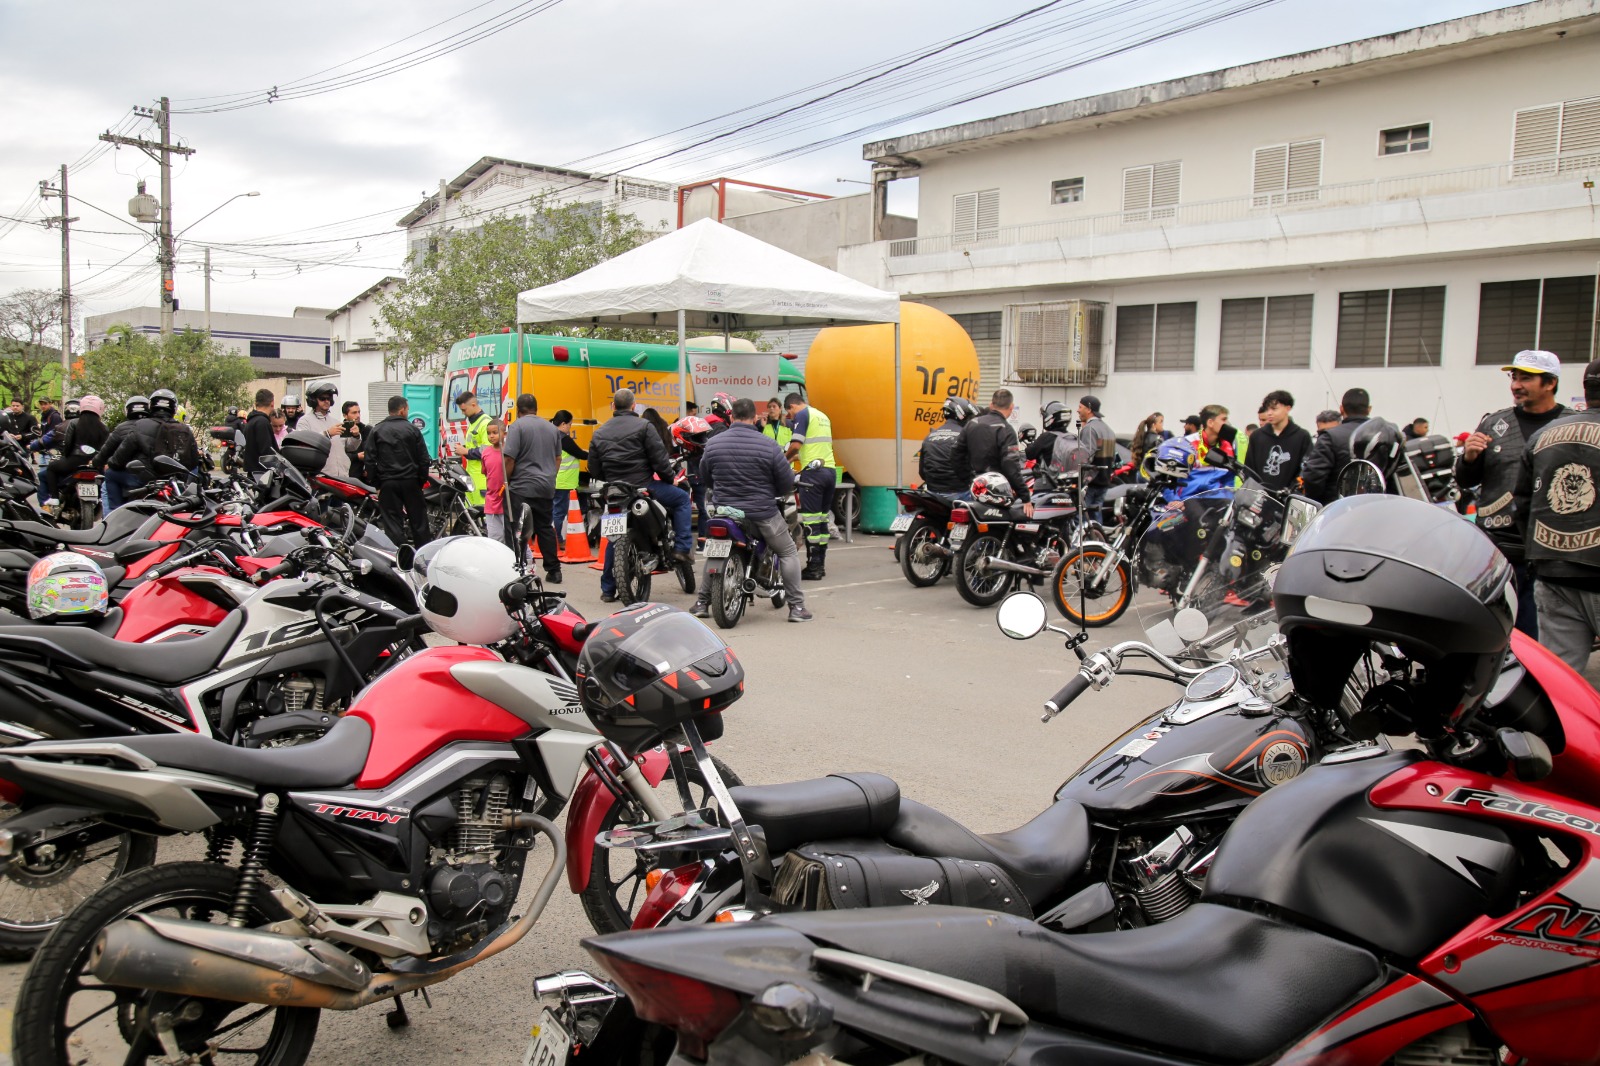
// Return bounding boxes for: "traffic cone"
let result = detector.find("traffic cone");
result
[559,490,592,563]
[589,533,609,571]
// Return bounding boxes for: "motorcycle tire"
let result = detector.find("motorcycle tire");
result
[676,559,696,595]
[899,517,947,588]
[12,861,320,1066]
[954,533,1012,607]
[614,537,651,604]
[0,802,159,961]
[581,755,744,936]
[710,556,747,629]
[1052,547,1133,627]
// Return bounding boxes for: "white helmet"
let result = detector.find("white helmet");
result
[414,536,520,645]
[971,472,1015,505]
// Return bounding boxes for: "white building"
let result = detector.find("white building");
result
[835,0,1600,435]
[84,306,334,366]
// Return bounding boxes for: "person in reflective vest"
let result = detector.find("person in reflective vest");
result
[453,392,493,507]
[761,397,793,454]
[549,409,586,528]
[784,393,837,580]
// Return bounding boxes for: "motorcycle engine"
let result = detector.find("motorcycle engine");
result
[1124,826,1215,924]
[424,774,520,951]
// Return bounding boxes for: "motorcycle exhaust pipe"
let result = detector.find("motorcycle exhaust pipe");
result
[90,813,564,1011]
[981,557,1049,578]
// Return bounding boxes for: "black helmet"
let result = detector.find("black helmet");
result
[150,388,177,416]
[1350,418,1404,476]
[1041,400,1072,434]
[125,395,150,419]
[64,399,80,420]
[941,397,979,425]
[1015,422,1038,445]
[1273,496,1513,725]
[577,604,744,751]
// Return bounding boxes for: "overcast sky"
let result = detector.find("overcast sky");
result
[0,0,1506,327]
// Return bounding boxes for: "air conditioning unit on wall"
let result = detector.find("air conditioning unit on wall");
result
[1005,300,1106,387]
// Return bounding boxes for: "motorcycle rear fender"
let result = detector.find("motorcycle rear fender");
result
[564,746,672,892]
[0,752,252,832]
[0,802,131,871]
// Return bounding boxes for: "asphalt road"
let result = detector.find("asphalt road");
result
[0,531,1594,1065]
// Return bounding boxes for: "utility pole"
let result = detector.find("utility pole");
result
[100,97,194,335]
[38,165,77,399]
[204,246,212,334]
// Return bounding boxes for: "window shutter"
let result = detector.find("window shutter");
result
[975,189,999,240]
[952,192,977,240]
[1512,106,1560,176]
[1335,290,1391,369]
[1150,161,1181,219]
[1115,305,1156,371]
[1559,97,1600,165]
[1122,166,1153,222]
[1219,298,1266,370]
[1474,280,1541,365]
[1537,276,1598,362]
[1263,294,1314,369]
[1387,287,1446,367]
[952,190,998,243]
[1285,141,1322,203]
[1251,145,1287,206]
[1152,302,1196,371]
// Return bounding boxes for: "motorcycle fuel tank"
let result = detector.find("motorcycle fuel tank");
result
[1055,663,1317,825]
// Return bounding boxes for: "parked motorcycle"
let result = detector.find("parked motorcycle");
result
[702,496,802,628]
[425,454,484,538]
[0,600,743,1066]
[599,481,695,603]
[890,487,959,588]
[950,480,1085,607]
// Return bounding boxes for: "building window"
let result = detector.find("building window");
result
[952,189,999,243]
[323,344,331,365]
[951,312,1004,404]
[1114,302,1196,373]
[1121,162,1180,223]
[1475,275,1598,364]
[1005,302,1105,385]
[1050,178,1084,204]
[1334,287,1445,368]
[1380,124,1430,155]
[1251,140,1322,206]
[1513,97,1600,175]
[1219,295,1314,370]
[249,340,280,360]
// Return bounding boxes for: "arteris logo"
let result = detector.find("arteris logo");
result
[1444,787,1600,834]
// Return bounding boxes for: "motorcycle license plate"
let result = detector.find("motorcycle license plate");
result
[601,515,626,538]
[522,1010,570,1066]
[705,539,732,558]
[949,524,968,547]
[889,513,913,532]
[76,482,99,499]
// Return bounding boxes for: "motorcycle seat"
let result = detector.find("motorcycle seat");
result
[884,798,1089,908]
[0,611,243,685]
[82,714,372,790]
[6,511,143,546]
[317,473,377,495]
[729,773,900,856]
[767,902,1382,1064]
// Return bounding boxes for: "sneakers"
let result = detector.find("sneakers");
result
[600,591,618,603]
[788,606,814,623]
[673,549,695,566]
[691,601,710,619]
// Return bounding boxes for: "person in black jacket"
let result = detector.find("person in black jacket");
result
[692,397,809,622]
[589,388,693,602]
[109,388,195,476]
[241,389,279,475]
[1242,390,1313,492]
[40,395,110,509]
[366,395,433,546]
[919,396,979,494]
[1300,388,1375,504]
[3,400,37,440]
[953,389,1032,512]
[93,395,152,512]
[340,400,372,483]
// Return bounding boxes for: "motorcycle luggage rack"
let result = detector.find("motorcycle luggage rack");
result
[812,948,1028,1035]
[595,809,732,853]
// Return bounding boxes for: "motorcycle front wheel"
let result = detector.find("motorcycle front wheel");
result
[954,533,1012,607]
[12,861,320,1066]
[1052,548,1132,627]
[710,556,747,629]
[614,536,651,604]
[899,517,947,588]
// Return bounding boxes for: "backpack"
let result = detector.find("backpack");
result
[152,418,199,469]
[1048,430,1086,475]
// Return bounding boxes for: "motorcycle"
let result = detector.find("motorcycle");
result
[0,599,742,1066]
[558,616,1600,1066]
[599,481,695,603]
[425,454,484,539]
[890,487,960,588]
[950,482,1085,607]
[702,495,802,628]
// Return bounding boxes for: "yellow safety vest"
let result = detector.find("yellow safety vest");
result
[462,412,491,504]
[795,406,837,470]
[761,420,792,450]
[556,448,579,491]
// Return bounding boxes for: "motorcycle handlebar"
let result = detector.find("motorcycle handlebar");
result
[255,557,300,582]
[1043,674,1092,720]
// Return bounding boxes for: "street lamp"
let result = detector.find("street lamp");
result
[175,192,261,333]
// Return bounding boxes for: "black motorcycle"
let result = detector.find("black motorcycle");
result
[950,483,1085,607]
[426,454,483,538]
[599,481,695,603]
[891,487,960,588]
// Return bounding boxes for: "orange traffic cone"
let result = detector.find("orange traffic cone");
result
[589,533,609,571]
[559,490,592,563]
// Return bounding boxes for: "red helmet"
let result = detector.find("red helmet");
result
[971,472,1015,505]
[672,415,712,451]
[709,393,736,419]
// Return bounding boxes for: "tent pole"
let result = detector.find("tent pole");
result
[678,309,688,418]
[894,321,903,488]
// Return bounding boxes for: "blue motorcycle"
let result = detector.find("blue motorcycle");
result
[702,495,801,629]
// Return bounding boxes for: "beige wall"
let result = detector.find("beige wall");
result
[915,33,1600,236]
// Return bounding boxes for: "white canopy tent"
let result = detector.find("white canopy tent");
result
[516,219,909,482]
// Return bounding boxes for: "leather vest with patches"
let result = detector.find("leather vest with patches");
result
[1463,407,1531,549]
[1525,409,1600,573]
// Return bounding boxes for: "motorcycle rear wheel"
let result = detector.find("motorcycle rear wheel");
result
[899,517,947,588]
[710,556,747,629]
[12,861,320,1066]
[955,533,1012,607]
[581,756,743,935]
[1052,548,1132,627]
[614,537,651,604]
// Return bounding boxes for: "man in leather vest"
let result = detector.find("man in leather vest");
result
[918,396,978,495]
[1459,350,1569,638]
[1515,357,1600,674]
[1300,388,1373,505]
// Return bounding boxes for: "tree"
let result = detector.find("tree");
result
[0,287,64,409]
[376,195,676,378]
[74,326,256,428]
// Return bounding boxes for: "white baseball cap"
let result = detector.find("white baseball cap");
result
[1501,350,1561,377]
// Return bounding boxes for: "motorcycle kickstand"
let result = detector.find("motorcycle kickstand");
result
[386,988,432,1029]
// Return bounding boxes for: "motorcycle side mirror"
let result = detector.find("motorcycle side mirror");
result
[1173,607,1210,644]
[1203,450,1232,469]
[996,591,1050,640]
[125,459,148,475]
[154,455,188,475]
[396,544,416,571]
[1497,728,1553,782]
